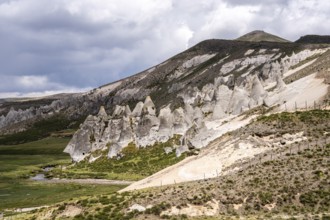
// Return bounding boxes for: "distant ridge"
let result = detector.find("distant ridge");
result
[236,30,290,43]
[295,35,330,44]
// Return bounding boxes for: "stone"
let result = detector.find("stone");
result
[176,144,189,157]
[132,101,144,117]
[108,143,122,158]
[158,106,174,140]
[129,204,146,212]
[227,86,250,115]
[275,74,286,91]
[112,105,126,118]
[172,107,189,134]
[142,96,156,116]
[164,147,173,154]
[98,106,107,117]
[250,76,266,103]
[212,101,226,119]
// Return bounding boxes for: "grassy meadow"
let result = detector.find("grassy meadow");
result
[0,136,126,212]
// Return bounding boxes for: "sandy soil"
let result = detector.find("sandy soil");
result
[283,58,317,78]
[278,73,328,111]
[121,118,270,192]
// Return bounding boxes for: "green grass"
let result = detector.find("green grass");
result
[0,114,84,145]
[67,136,187,181]
[0,137,71,179]
[257,109,330,123]
[0,136,127,211]
[0,180,125,210]
[0,137,71,155]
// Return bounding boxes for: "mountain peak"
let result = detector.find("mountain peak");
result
[236,30,290,43]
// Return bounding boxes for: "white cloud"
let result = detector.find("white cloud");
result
[0,88,91,99]
[18,75,48,88]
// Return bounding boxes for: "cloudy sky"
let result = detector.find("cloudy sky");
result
[0,0,329,98]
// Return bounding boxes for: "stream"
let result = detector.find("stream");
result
[30,166,134,185]
[30,166,54,181]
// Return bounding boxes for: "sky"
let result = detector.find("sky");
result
[0,0,330,98]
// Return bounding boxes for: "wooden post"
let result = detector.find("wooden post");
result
[308,139,310,150]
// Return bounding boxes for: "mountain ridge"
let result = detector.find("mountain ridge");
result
[0,34,329,137]
[296,34,330,44]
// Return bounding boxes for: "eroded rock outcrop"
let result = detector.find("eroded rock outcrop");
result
[65,95,194,162]
[63,46,329,163]
[65,71,276,162]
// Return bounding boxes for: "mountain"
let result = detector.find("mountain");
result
[236,30,290,43]
[0,34,322,137]
[296,34,330,44]
[63,34,330,161]
[0,32,329,142]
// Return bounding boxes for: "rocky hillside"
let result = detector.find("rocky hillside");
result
[63,34,330,164]
[15,110,330,219]
[0,32,328,137]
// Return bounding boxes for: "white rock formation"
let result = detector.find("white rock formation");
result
[64,48,329,163]
[182,54,216,69]
[132,101,144,117]
[142,96,156,115]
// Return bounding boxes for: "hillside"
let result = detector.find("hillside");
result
[296,35,330,44]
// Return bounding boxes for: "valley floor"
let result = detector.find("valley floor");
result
[0,137,128,217]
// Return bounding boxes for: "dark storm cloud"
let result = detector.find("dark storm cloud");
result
[0,0,329,98]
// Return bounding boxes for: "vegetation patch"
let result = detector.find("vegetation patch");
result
[69,136,186,181]
[0,114,84,145]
